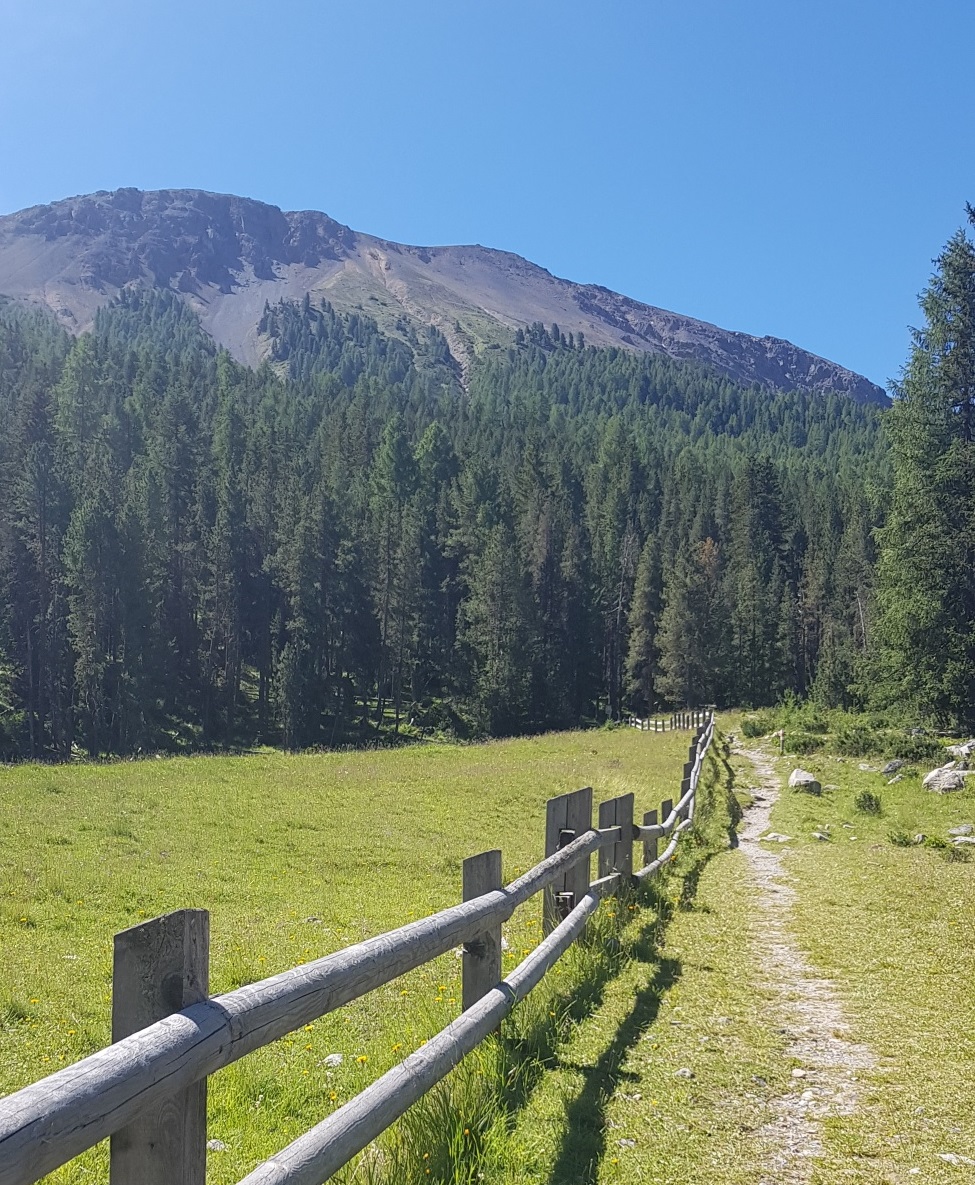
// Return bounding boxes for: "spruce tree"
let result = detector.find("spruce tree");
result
[873,209,975,723]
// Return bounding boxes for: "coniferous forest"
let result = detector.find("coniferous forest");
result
[0,208,971,759]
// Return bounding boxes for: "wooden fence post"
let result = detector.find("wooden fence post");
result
[462,850,503,1011]
[543,787,593,934]
[110,909,209,1185]
[680,758,694,820]
[597,793,634,885]
[661,797,673,832]
[642,808,658,867]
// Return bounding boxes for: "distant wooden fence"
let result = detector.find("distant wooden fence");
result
[0,714,716,1185]
[627,706,714,732]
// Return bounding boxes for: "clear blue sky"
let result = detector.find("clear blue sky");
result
[2,0,973,388]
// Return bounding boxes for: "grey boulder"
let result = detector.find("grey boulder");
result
[922,762,974,793]
[788,768,822,795]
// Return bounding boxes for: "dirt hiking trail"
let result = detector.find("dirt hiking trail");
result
[735,746,877,1184]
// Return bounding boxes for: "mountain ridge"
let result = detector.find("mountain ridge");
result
[0,187,887,403]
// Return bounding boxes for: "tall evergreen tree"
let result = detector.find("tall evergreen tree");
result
[872,209,975,723]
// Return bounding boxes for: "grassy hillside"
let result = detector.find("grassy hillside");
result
[0,727,701,1183]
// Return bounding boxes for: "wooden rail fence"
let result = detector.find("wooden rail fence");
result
[0,713,716,1185]
[627,706,713,732]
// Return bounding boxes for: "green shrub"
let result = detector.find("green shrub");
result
[853,790,882,815]
[833,724,884,757]
[786,732,823,755]
[885,733,942,761]
[741,710,777,738]
[888,830,912,847]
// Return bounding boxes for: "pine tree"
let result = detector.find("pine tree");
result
[625,537,662,714]
[873,210,975,723]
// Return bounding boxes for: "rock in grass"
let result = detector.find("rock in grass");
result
[888,774,904,785]
[760,832,792,843]
[882,759,906,775]
[923,762,973,793]
[788,768,822,795]
[948,824,974,836]
[674,1067,695,1079]
[946,740,975,760]
[951,836,975,846]
[812,831,830,841]
[207,1140,228,1152]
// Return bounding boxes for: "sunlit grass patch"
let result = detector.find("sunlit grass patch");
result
[0,726,696,1183]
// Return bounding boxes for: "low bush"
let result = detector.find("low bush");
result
[853,790,882,815]
[786,732,824,755]
[885,733,942,761]
[740,710,777,738]
[833,724,885,757]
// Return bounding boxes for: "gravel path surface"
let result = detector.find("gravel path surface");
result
[736,746,876,1184]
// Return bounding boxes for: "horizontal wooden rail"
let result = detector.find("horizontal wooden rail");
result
[0,828,622,1185]
[0,716,716,1185]
[237,877,619,1185]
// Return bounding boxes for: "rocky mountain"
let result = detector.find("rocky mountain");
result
[0,188,887,403]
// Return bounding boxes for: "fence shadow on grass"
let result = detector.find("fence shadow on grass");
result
[546,953,682,1185]
[540,837,718,1185]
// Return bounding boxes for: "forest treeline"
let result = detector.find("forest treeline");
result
[0,287,891,758]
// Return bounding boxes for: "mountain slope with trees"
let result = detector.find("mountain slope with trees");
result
[0,188,887,403]
[0,287,889,758]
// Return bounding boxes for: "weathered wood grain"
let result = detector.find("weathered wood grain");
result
[597,793,634,883]
[110,910,209,1185]
[642,809,659,867]
[542,787,592,934]
[462,850,503,1011]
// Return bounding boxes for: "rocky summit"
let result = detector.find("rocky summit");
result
[0,187,886,401]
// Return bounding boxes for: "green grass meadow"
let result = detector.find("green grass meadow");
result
[0,727,704,1184]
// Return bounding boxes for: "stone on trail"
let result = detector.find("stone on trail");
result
[788,768,822,795]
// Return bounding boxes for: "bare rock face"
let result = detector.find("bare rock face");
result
[788,768,822,795]
[0,188,889,401]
